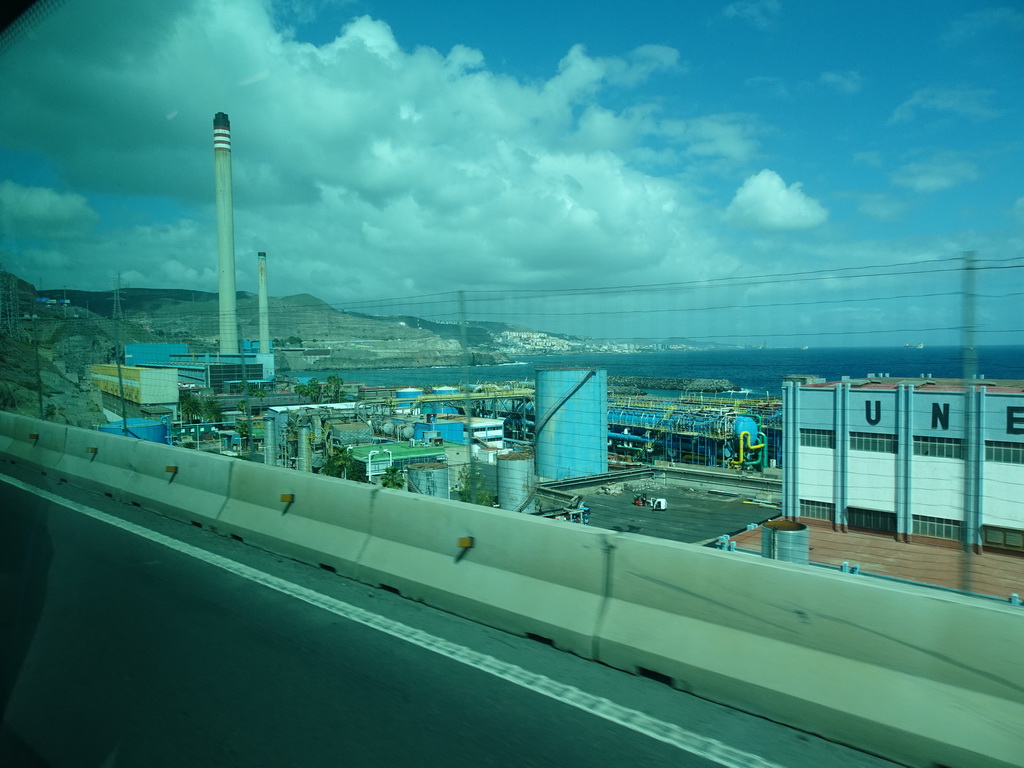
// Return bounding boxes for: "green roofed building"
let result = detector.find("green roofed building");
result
[350,443,448,482]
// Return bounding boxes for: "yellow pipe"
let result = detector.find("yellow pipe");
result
[730,430,766,467]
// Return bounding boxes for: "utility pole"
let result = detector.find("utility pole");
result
[32,316,43,419]
[111,274,128,435]
[960,251,979,593]
[458,290,479,504]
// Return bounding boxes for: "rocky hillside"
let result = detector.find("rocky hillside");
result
[55,287,510,370]
[0,298,154,427]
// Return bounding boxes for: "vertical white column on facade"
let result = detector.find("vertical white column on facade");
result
[895,384,914,540]
[964,385,986,551]
[833,383,849,531]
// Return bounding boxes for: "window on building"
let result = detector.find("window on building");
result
[985,441,1024,465]
[912,515,961,540]
[847,506,897,534]
[799,499,834,521]
[983,526,1024,553]
[849,432,897,453]
[912,436,963,459]
[799,428,835,448]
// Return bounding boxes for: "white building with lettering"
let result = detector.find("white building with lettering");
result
[782,375,1024,554]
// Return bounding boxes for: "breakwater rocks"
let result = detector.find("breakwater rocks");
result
[608,376,736,395]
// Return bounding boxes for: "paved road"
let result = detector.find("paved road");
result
[1,469,898,768]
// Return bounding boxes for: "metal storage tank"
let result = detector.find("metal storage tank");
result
[406,462,450,499]
[396,387,423,406]
[263,414,279,466]
[534,367,608,480]
[99,418,169,444]
[497,451,536,514]
[431,386,459,396]
[761,519,809,565]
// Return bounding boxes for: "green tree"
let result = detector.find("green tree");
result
[320,446,355,480]
[294,378,322,404]
[305,378,321,404]
[201,397,224,423]
[325,375,345,402]
[235,417,250,451]
[180,393,203,423]
[457,463,494,506]
[380,465,405,490]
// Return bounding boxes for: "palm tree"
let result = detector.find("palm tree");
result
[380,465,405,490]
[201,397,224,424]
[326,375,345,402]
[305,378,322,404]
[294,379,321,404]
[180,393,203,423]
[320,446,354,479]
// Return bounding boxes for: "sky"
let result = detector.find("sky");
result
[0,0,1021,347]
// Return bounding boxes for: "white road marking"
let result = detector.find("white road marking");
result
[10,476,784,768]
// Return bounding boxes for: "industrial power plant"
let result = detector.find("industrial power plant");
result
[71,112,1024,602]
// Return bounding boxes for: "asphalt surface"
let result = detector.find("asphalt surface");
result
[1,467,899,768]
[582,485,778,544]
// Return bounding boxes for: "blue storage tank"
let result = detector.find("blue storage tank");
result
[734,415,758,437]
[431,386,459,396]
[535,367,608,480]
[396,387,423,406]
[99,417,170,444]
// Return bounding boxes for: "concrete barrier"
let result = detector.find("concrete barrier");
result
[596,535,1024,768]
[56,425,141,499]
[123,441,234,526]
[0,415,67,476]
[217,462,373,578]
[0,410,16,457]
[2,413,1019,766]
[357,494,609,658]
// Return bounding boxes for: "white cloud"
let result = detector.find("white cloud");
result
[853,151,883,167]
[0,181,98,240]
[1012,197,1024,225]
[724,169,828,230]
[722,0,781,30]
[856,193,909,222]
[889,86,1001,123]
[0,0,1015,347]
[745,76,789,98]
[942,7,1024,45]
[819,70,863,94]
[890,157,979,193]
[675,114,761,161]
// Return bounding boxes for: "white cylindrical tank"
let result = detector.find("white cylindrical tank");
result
[406,462,450,499]
[498,451,536,514]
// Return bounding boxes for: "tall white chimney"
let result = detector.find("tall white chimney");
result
[257,251,270,354]
[213,112,238,355]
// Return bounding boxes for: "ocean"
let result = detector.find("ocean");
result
[298,345,1023,397]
